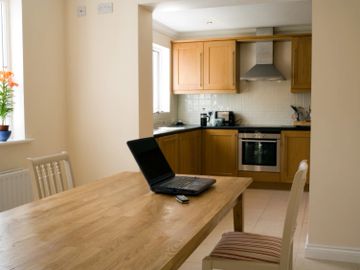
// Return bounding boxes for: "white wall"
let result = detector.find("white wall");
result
[307,0,360,261]
[139,7,154,137]
[66,0,152,185]
[0,0,67,171]
[1,0,152,187]
[178,42,311,125]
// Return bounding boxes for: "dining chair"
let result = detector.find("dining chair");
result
[202,160,308,270]
[27,151,75,199]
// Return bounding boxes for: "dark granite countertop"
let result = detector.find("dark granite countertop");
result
[153,124,310,137]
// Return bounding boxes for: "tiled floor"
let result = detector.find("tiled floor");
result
[179,189,360,270]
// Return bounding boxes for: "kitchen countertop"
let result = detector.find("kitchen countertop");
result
[153,124,311,137]
[153,125,200,137]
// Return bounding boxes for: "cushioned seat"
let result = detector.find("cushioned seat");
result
[210,232,281,264]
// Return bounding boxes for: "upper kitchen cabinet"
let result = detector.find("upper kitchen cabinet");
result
[173,42,204,92]
[204,40,237,91]
[291,36,312,92]
[172,40,237,94]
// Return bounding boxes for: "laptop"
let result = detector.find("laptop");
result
[127,137,216,195]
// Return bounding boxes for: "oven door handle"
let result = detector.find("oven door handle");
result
[241,139,278,143]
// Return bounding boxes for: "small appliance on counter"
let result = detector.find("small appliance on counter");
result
[291,106,311,126]
[200,108,210,127]
[215,111,235,126]
[174,120,185,126]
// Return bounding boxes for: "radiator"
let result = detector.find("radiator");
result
[0,169,33,212]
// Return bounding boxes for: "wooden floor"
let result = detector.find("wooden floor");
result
[179,189,360,270]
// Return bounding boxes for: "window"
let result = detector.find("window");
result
[152,43,170,113]
[0,1,9,68]
[0,0,25,141]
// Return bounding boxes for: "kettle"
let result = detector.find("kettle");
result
[200,108,210,126]
[200,112,209,127]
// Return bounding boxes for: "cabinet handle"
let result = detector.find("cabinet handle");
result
[232,51,235,86]
[200,52,203,87]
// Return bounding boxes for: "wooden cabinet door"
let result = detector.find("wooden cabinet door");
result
[178,130,201,174]
[291,36,312,92]
[156,134,178,172]
[203,129,238,176]
[281,131,310,183]
[173,42,203,92]
[204,40,236,90]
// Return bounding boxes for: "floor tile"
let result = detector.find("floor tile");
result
[295,257,359,270]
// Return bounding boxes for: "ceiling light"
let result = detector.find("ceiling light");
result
[206,20,214,25]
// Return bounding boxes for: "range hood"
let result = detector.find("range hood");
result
[240,28,285,81]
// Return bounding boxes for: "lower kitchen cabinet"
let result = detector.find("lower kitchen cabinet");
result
[178,130,201,174]
[156,134,178,172]
[202,129,238,176]
[156,130,201,174]
[281,131,310,183]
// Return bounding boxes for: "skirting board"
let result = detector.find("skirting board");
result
[305,235,360,264]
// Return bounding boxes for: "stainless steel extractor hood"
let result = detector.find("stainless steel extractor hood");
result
[240,28,285,81]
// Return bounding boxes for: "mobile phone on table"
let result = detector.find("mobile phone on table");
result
[176,195,189,204]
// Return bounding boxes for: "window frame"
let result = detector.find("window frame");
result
[0,0,9,69]
[0,0,27,143]
[152,43,170,114]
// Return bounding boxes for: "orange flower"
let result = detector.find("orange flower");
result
[4,71,13,78]
[0,70,18,88]
[0,69,17,125]
[8,78,18,88]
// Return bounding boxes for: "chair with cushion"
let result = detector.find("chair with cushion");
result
[203,160,308,270]
[27,151,75,199]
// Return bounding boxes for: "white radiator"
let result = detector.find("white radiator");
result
[0,169,33,212]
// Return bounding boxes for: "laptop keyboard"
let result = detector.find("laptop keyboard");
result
[162,177,195,189]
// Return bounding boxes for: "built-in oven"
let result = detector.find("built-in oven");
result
[238,132,281,172]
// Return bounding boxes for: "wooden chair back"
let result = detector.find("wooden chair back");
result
[27,151,74,199]
[279,160,308,270]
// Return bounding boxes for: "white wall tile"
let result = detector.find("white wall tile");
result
[178,85,311,125]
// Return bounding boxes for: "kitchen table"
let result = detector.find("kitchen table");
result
[0,172,252,270]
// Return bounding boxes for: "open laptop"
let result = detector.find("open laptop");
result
[127,137,216,195]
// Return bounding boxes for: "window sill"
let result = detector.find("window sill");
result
[0,138,34,147]
[153,111,171,114]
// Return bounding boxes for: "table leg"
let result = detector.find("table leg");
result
[233,194,243,232]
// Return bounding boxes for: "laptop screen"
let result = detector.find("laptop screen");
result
[127,137,174,186]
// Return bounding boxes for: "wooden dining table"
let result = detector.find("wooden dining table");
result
[0,172,252,270]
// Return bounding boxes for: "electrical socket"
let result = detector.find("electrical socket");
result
[98,2,113,14]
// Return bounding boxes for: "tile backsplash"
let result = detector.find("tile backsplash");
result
[178,81,311,125]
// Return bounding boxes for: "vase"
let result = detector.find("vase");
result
[0,125,9,131]
[0,130,11,141]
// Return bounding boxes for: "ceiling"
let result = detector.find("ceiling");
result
[139,0,312,36]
